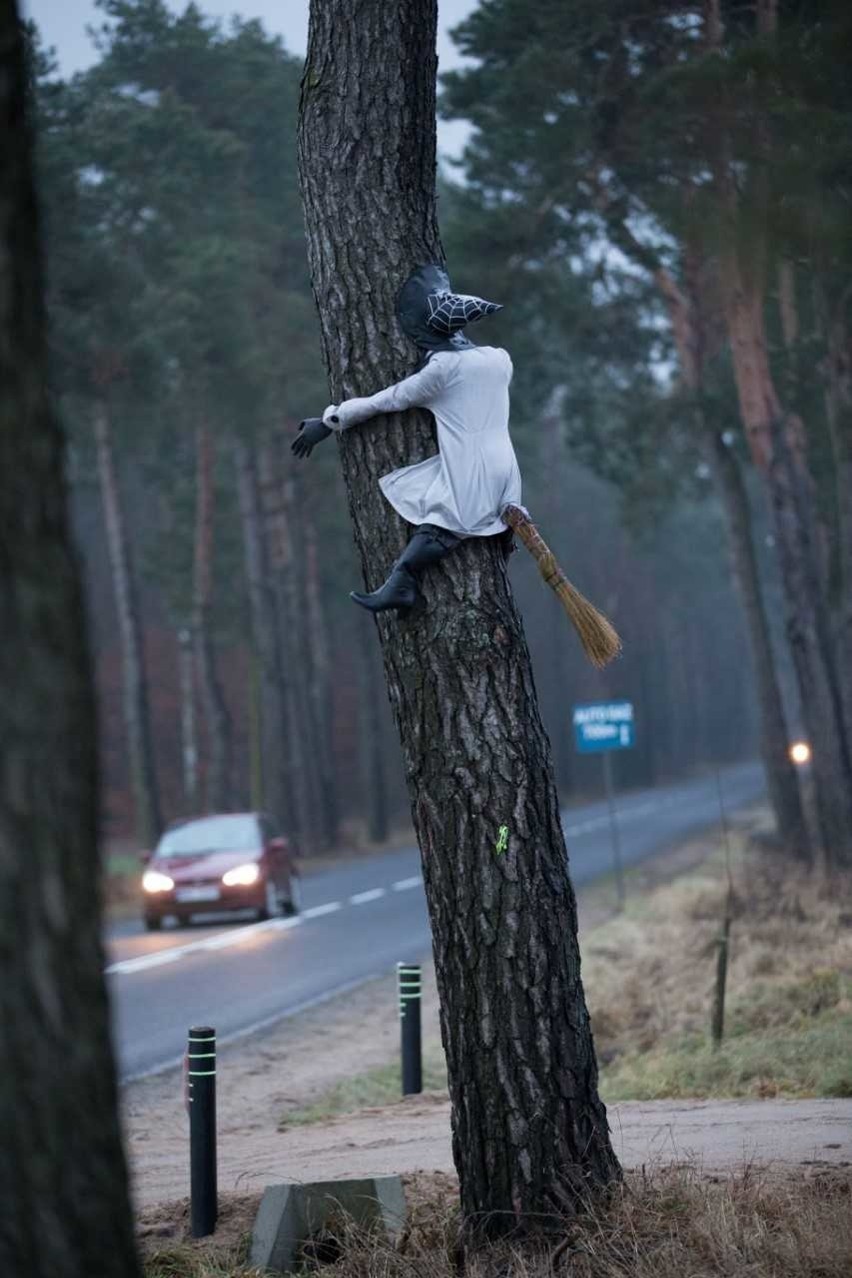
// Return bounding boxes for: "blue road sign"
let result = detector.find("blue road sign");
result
[573,701,635,754]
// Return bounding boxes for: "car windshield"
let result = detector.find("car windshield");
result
[154,815,259,858]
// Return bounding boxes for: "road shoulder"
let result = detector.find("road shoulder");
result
[124,811,764,1208]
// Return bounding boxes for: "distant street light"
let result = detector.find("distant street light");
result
[789,741,812,766]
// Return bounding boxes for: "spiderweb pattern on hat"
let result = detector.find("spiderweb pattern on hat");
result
[426,291,503,335]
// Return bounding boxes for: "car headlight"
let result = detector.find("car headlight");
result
[142,869,175,893]
[222,863,260,887]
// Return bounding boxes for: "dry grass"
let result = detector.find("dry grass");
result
[137,1193,261,1277]
[138,1167,852,1277]
[583,832,852,1100]
[273,827,852,1121]
[136,826,852,1276]
[278,1049,448,1129]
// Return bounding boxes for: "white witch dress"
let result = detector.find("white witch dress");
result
[322,345,522,538]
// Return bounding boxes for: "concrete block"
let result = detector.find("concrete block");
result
[249,1175,406,1274]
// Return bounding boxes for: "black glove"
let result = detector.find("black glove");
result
[292,416,333,459]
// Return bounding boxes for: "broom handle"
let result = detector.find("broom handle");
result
[503,505,570,590]
[502,503,622,668]
[505,506,572,590]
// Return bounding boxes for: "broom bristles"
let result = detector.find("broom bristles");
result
[503,505,622,669]
[552,571,622,669]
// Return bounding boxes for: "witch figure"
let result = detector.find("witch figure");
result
[292,263,520,613]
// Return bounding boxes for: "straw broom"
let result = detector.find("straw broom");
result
[502,503,622,669]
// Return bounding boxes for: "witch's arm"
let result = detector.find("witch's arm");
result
[322,357,451,432]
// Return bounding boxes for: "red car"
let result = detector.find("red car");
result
[141,812,300,930]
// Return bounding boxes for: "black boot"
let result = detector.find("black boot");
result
[350,525,460,614]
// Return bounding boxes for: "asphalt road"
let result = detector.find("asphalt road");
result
[107,761,765,1080]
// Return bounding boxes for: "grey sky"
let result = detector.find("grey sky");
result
[22,0,478,158]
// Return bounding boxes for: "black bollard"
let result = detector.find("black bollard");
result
[187,1025,217,1237]
[397,962,422,1096]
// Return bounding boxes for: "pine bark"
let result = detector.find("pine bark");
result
[234,437,295,829]
[299,0,619,1226]
[356,615,389,844]
[259,441,316,854]
[0,8,141,1272]
[708,0,851,864]
[193,420,233,811]
[276,457,335,852]
[819,288,852,753]
[303,498,340,847]
[702,425,808,854]
[718,255,852,865]
[93,400,162,847]
[177,626,199,810]
[638,236,808,854]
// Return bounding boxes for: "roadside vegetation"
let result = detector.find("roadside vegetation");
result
[586,834,852,1101]
[133,822,852,1276]
[138,1167,852,1277]
[277,1054,448,1129]
[274,824,852,1127]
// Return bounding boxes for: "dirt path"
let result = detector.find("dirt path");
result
[129,1086,852,1208]
[219,1095,852,1193]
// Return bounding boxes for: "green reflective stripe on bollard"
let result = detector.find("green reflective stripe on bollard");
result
[188,1070,216,1077]
[398,962,422,1096]
[188,1052,216,1058]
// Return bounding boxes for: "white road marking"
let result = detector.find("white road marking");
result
[106,886,393,977]
[119,971,384,1085]
[107,785,705,976]
[392,875,423,892]
[563,794,686,838]
[271,915,304,932]
[564,818,609,836]
[106,908,309,975]
[197,924,274,952]
[301,901,342,919]
[350,888,386,905]
[107,948,186,976]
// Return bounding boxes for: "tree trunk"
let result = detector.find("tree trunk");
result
[820,285,852,752]
[0,11,141,1272]
[192,420,233,811]
[302,494,340,847]
[719,256,852,865]
[278,465,326,852]
[259,441,316,854]
[707,0,851,865]
[702,424,810,856]
[299,0,619,1227]
[646,241,808,853]
[93,401,162,847]
[177,626,199,811]
[234,437,295,829]
[356,614,389,843]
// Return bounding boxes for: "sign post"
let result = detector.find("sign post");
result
[573,701,635,908]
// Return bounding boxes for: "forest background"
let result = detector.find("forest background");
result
[27,0,852,866]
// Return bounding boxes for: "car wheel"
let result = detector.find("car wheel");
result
[257,878,280,922]
[282,874,302,917]
[144,914,162,932]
